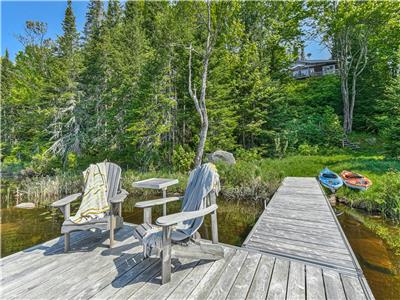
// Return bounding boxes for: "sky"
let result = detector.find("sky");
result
[1,0,331,61]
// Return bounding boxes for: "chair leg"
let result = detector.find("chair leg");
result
[211,211,219,244]
[161,226,172,284]
[64,233,70,253]
[110,215,115,248]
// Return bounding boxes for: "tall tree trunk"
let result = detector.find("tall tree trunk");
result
[341,76,350,134]
[188,0,214,167]
[336,25,368,135]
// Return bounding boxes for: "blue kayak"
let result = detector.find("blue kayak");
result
[319,167,343,191]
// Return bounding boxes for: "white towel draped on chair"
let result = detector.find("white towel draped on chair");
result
[69,163,109,224]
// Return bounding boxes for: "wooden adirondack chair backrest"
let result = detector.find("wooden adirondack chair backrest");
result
[104,162,122,203]
[82,162,122,204]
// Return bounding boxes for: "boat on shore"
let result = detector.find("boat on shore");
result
[340,170,372,191]
[319,167,343,192]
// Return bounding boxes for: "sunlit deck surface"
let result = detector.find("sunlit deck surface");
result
[244,177,374,300]
[1,177,374,299]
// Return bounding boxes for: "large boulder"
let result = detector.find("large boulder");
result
[207,150,236,165]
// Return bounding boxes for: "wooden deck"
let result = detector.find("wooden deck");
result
[1,177,374,299]
[243,177,374,299]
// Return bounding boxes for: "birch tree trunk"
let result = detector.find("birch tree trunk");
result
[337,31,368,135]
[188,0,214,167]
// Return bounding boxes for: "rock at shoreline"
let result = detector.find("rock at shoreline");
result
[15,202,35,209]
[207,150,236,165]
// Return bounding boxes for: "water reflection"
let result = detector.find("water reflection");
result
[0,195,262,256]
[338,212,400,300]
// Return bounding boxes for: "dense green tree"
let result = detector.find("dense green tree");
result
[48,0,82,163]
[310,0,400,134]
[80,0,106,156]
[376,74,400,158]
[3,21,56,167]
[1,50,16,160]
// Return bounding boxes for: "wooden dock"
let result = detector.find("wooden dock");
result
[1,177,374,299]
[243,177,374,300]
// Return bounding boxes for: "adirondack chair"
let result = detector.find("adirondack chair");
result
[52,162,128,252]
[133,164,224,284]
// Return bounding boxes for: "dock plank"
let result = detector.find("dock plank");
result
[246,255,275,300]
[187,248,235,300]
[323,269,347,300]
[165,260,214,300]
[226,252,261,300]
[342,275,368,300]
[287,261,305,300]
[266,258,289,300]
[207,250,248,300]
[306,265,326,300]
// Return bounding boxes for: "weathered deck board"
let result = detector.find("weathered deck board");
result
[243,176,374,299]
[1,223,372,300]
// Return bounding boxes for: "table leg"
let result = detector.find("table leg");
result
[162,188,167,216]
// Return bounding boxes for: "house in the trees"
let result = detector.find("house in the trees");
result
[290,59,337,79]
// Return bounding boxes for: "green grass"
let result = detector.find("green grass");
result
[216,153,400,221]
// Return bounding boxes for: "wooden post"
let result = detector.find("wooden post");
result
[109,214,114,248]
[144,207,152,224]
[161,226,172,284]
[62,204,71,252]
[117,202,122,217]
[64,233,70,253]
[162,188,167,216]
[210,192,218,244]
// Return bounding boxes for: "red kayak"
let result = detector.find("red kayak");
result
[340,170,372,191]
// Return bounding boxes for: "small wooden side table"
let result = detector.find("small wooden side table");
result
[132,178,179,217]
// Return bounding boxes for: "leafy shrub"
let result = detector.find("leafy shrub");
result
[375,170,400,222]
[235,147,263,161]
[30,152,61,175]
[273,132,289,158]
[172,145,195,173]
[67,153,78,169]
[376,76,400,158]
[383,120,400,159]
[286,107,342,149]
[298,143,319,156]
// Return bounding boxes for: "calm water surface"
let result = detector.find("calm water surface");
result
[0,195,261,256]
[337,211,400,300]
[1,197,399,300]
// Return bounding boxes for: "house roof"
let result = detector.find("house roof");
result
[296,59,336,64]
[289,59,337,70]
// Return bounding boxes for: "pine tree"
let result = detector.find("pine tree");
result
[58,0,79,57]
[83,0,104,41]
[1,49,16,157]
[80,0,106,156]
[105,0,121,29]
[48,0,82,163]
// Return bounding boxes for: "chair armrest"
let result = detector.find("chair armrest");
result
[135,196,183,208]
[51,193,82,208]
[156,204,218,227]
[110,189,129,204]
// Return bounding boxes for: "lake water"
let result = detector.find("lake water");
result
[1,197,399,300]
[337,211,400,300]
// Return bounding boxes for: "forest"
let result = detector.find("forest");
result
[1,1,400,220]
